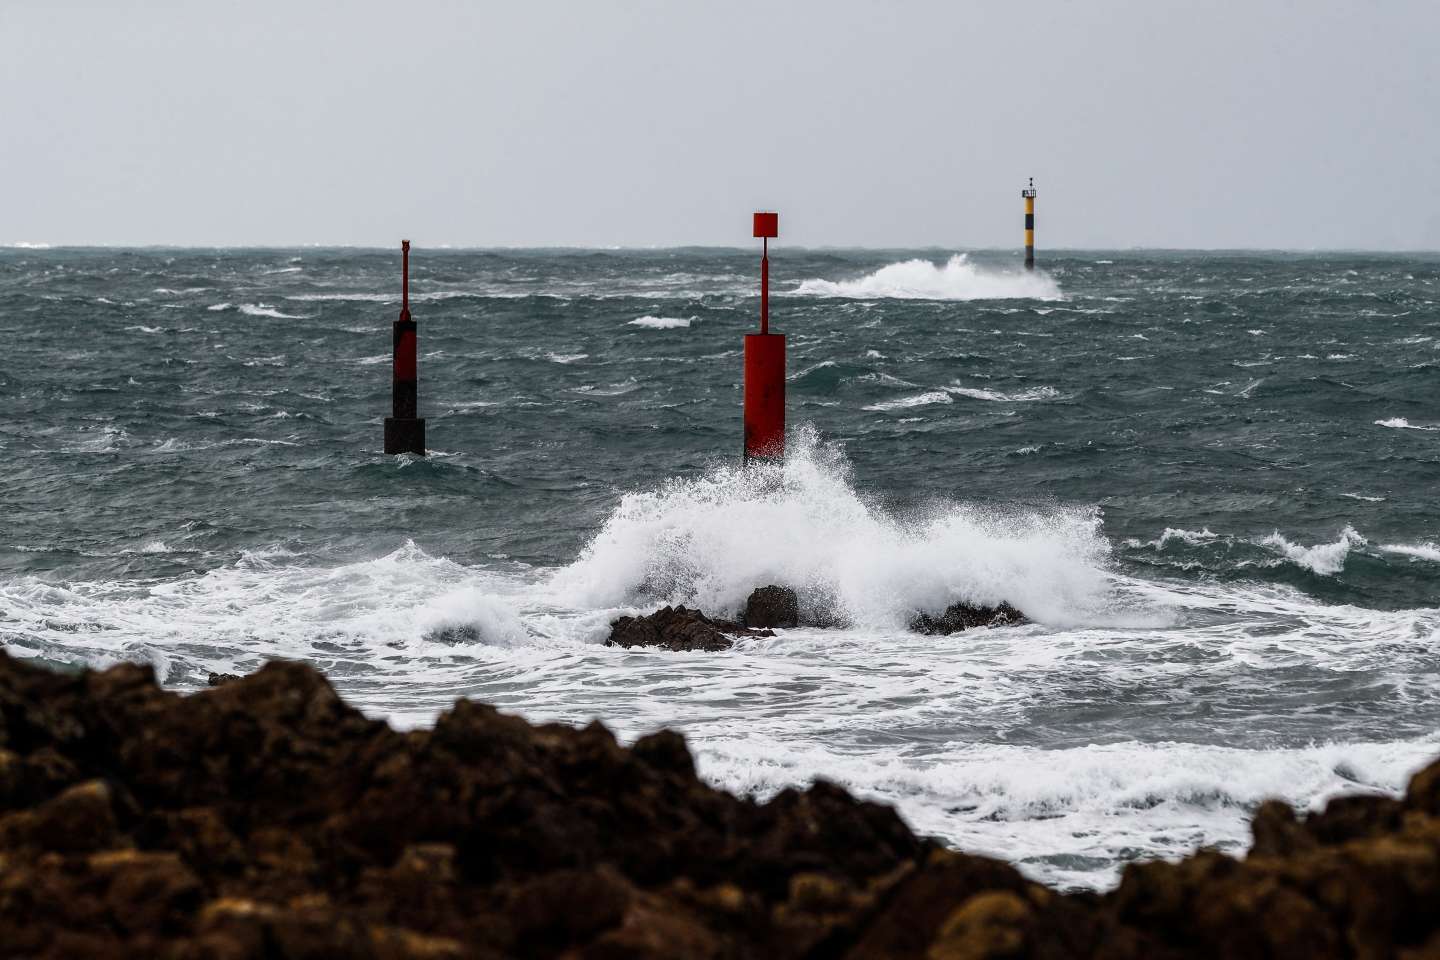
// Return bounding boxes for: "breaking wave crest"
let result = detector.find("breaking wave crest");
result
[1128,524,1389,578]
[794,254,1062,301]
[1260,526,1367,576]
[553,429,1112,628]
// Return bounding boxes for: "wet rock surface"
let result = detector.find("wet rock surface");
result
[606,604,773,652]
[3,648,1440,958]
[744,585,801,629]
[910,601,1028,635]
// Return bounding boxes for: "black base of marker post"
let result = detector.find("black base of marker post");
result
[384,417,425,455]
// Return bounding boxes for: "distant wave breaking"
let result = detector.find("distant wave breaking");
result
[795,254,1062,301]
[628,315,694,329]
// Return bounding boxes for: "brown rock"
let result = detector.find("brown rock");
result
[927,890,1032,960]
[744,585,800,629]
[89,849,203,935]
[0,779,118,853]
[910,601,1027,635]
[606,605,773,652]
[1249,799,1318,858]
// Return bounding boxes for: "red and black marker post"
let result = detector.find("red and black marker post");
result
[743,212,784,462]
[383,240,426,455]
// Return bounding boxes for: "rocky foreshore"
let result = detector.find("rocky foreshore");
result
[4,649,1440,959]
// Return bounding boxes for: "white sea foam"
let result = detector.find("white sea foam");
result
[788,360,837,381]
[862,390,953,412]
[1260,526,1366,575]
[415,588,530,647]
[944,383,1061,403]
[1156,527,1219,547]
[628,315,694,329]
[286,292,392,302]
[553,430,1112,628]
[0,542,534,682]
[697,733,1436,889]
[238,303,308,320]
[794,254,1062,301]
[1376,417,1439,431]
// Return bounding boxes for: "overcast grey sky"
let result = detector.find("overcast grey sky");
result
[3,0,1437,249]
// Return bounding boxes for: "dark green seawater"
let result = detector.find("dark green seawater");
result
[2,246,1438,888]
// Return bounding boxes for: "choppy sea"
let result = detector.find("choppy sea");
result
[3,245,1438,889]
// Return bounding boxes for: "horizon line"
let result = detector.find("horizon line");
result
[4,243,1438,255]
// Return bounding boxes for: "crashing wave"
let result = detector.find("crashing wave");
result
[794,254,1062,301]
[553,428,1111,628]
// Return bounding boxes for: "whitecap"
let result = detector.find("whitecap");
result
[944,383,1060,403]
[628,315,693,329]
[863,391,953,412]
[1260,526,1366,576]
[238,303,308,320]
[1375,418,1439,431]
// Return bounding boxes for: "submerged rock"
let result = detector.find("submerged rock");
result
[4,648,1440,958]
[606,605,773,652]
[909,601,1027,635]
[744,585,800,629]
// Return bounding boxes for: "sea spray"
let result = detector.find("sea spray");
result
[794,253,1062,301]
[554,429,1112,628]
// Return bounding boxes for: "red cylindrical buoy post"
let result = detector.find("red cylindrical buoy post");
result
[384,240,426,455]
[744,212,784,462]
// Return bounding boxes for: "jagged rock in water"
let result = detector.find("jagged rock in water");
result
[744,585,800,629]
[5,648,1440,958]
[909,601,1027,635]
[605,605,772,652]
[206,671,241,687]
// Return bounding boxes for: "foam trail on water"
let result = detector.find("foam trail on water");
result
[237,303,311,320]
[1381,542,1440,563]
[553,428,1112,628]
[794,254,1062,301]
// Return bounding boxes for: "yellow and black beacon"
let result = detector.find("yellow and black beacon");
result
[1022,177,1036,270]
